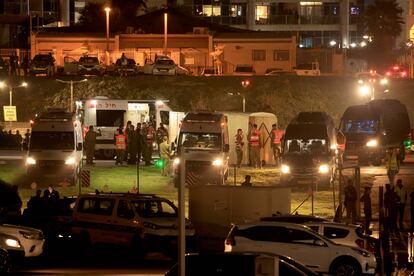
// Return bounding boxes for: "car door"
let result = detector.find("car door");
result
[233,226,289,254]
[284,228,332,273]
[112,199,137,246]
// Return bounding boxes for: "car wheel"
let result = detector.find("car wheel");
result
[100,149,115,160]
[331,259,361,276]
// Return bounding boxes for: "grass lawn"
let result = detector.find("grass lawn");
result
[0,163,375,218]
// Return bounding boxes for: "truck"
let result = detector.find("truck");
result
[340,99,410,165]
[173,112,229,185]
[294,62,320,76]
[280,112,338,189]
[26,109,83,185]
[76,97,185,159]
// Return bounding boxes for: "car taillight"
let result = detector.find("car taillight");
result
[355,239,365,249]
[386,72,391,76]
[402,71,407,76]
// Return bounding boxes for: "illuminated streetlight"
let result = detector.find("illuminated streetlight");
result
[56,79,88,112]
[104,7,111,52]
[0,81,28,106]
[350,43,357,48]
[329,40,337,47]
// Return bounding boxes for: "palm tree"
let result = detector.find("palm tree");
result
[362,0,404,68]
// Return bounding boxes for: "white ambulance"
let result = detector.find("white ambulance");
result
[77,97,184,159]
[26,109,83,185]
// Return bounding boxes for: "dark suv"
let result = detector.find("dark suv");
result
[30,54,55,76]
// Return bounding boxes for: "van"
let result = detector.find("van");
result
[71,193,195,255]
[280,112,338,188]
[26,109,83,185]
[173,112,229,185]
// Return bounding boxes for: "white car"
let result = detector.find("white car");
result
[225,221,376,275]
[0,224,44,257]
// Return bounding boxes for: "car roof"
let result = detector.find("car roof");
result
[260,214,329,223]
[236,221,319,229]
[78,192,168,201]
[304,221,361,229]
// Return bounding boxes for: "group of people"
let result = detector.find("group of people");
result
[84,121,170,171]
[234,123,284,168]
[0,127,30,150]
[25,186,61,216]
[344,177,412,234]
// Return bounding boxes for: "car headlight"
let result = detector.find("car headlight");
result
[26,157,36,165]
[5,238,20,248]
[330,144,337,150]
[281,164,290,174]
[173,158,180,165]
[212,159,223,166]
[359,85,370,96]
[65,157,76,165]
[357,79,363,84]
[319,164,329,174]
[352,247,371,257]
[366,139,378,147]
[380,78,388,85]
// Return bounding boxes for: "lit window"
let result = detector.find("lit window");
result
[202,5,221,16]
[274,50,290,61]
[230,5,243,17]
[253,50,266,61]
[256,5,269,21]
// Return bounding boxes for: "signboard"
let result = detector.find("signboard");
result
[3,106,17,121]
[87,100,128,110]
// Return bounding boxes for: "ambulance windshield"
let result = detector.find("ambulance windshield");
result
[179,132,222,150]
[30,131,74,150]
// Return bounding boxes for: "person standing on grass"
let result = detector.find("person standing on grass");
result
[385,148,399,186]
[344,179,357,224]
[84,125,101,165]
[159,136,170,176]
[115,127,126,166]
[235,128,244,168]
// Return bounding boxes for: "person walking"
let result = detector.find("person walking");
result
[270,123,284,166]
[84,125,101,165]
[344,179,357,224]
[114,127,126,166]
[395,179,407,230]
[248,124,261,169]
[159,136,170,176]
[124,121,132,162]
[385,148,399,186]
[384,183,399,234]
[360,186,372,233]
[235,128,244,168]
[127,125,138,164]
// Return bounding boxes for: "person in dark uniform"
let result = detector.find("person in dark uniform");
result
[127,125,138,164]
[360,186,372,233]
[84,125,101,165]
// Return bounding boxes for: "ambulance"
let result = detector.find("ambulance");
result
[77,97,184,159]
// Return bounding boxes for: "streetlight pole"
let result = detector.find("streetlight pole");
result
[0,81,28,129]
[105,7,111,52]
[56,79,87,112]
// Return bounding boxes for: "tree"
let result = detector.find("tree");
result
[362,0,404,69]
[76,0,147,31]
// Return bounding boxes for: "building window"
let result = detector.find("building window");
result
[253,50,266,61]
[230,5,243,17]
[274,50,290,61]
[202,5,221,16]
[256,5,269,22]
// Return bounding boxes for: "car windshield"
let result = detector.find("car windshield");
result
[341,119,378,134]
[131,200,177,218]
[33,55,50,62]
[284,139,327,155]
[156,59,174,66]
[30,131,74,150]
[179,132,222,150]
[79,57,99,64]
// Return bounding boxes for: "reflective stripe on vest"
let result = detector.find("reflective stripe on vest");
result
[115,134,126,149]
[249,130,260,147]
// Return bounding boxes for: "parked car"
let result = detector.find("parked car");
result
[233,64,255,76]
[0,224,44,257]
[304,222,379,254]
[0,233,24,259]
[0,247,11,275]
[29,54,55,77]
[115,58,138,76]
[260,214,329,224]
[225,222,376,275]
[77,56,104,76]
[385,65,408,78]
[165,252,318,276]
[71,193,195,256]
[152,56,176,76]
[265,68,294,76]
[200,67,219,76]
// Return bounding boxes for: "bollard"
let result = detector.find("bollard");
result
[408,232,414,264]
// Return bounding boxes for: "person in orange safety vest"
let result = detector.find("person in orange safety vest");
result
[115,127,126,166]
[248,124,261,168]
[270,123,284,166]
